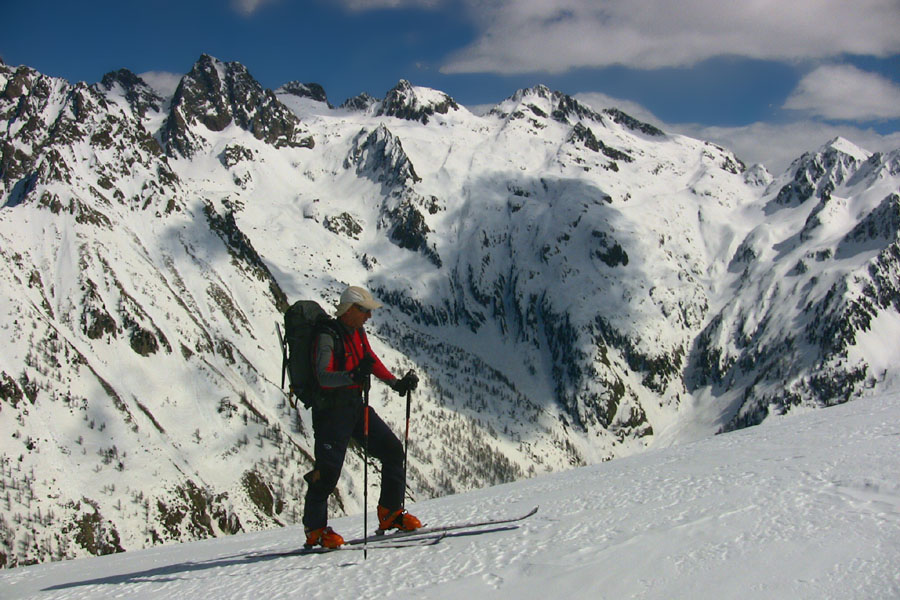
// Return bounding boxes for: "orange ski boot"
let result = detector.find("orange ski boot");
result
[304,526,345,549]
[377,506,422,532]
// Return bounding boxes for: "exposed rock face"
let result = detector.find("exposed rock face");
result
[344,124,421,186]
[162,55,314,157]
[278,81,330,106]
[340,92,378,112]
[99,69,164,118]
[376,79,460,124]
[773,138,868,208]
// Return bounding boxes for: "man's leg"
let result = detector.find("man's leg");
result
[355,406,405,509]
[303,403,356,530]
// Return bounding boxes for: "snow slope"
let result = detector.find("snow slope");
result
[3,391,898,600]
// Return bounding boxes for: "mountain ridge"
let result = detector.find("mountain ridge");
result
[1,54,899,568]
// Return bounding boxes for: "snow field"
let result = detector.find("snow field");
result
[3,391,898,599]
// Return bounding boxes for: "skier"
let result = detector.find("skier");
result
[303,285,421,549]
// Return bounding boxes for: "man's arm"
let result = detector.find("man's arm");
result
[314,332,354,389]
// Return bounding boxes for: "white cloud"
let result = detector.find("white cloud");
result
[231,0,279,16]
[575,90,900,175]
[138,71,183,98]
[333,0,441,11]
[673,120,900,175]
[574,92,665,129]
[783,64,900,121]
[438,0,900,74]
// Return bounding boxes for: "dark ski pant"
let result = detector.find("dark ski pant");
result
[303,394,405,531]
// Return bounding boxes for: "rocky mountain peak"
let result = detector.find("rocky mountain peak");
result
[821,136,870,162]
[505,84,555,105]
[99,68,164,118]
[277,81,331,107]
[600,107,665,137]
[344,123,421,187]
[340,92,378,112]
[161,54,314,157]
[773,136,871,207]
[1,64,50,108]
[491,85,603,125]
[376,79,460,124]
[489,85,663,136]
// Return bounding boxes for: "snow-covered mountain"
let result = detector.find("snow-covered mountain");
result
[1,54,899,568]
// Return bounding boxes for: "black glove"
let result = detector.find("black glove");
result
[350,355,375,384]
[391,371,419,395]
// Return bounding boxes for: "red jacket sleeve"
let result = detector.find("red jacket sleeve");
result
[361,330,395,382]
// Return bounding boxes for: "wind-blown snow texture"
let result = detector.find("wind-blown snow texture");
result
[2,391,898,599]
[1,54,900,568]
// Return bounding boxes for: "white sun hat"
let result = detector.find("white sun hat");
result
[336,285,383,316]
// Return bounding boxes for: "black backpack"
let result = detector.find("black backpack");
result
[278,300,344,409]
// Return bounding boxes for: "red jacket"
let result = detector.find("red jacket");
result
[316,326,394,391]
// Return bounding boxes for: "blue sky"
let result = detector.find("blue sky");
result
[3,0,900,172]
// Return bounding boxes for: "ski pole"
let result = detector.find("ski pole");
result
[363,374,370,560]
[402,386,412,509]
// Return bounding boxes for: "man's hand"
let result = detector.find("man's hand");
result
[391,371,419,395]
[351,355,375,384]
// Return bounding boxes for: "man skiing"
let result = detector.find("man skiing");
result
[303,285,421,549]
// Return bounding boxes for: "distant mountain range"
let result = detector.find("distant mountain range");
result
[1,54,898,568]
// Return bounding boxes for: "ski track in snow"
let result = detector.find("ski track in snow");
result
[3,392,899,599]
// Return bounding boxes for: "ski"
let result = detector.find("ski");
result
[250,506,537,557]
[256,533,444,558]
[343,505,539,547]
[301,533,444,555]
